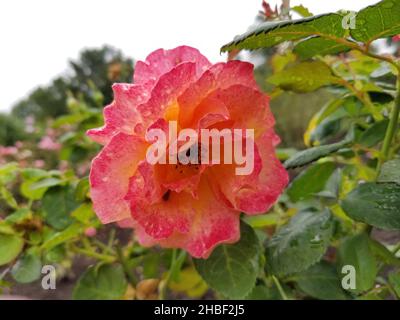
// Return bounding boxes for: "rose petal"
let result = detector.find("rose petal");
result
[210,60,259,90]
[178,61,261,129]
[134,46,211,89]
[87,84,148,145]
[210,85,274,138]
[210,130,288,214]
[127,176,240,258]
[137,62,198,128]
[89,133,148,223]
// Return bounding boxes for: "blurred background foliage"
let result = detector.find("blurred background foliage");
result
[10,46,133,122]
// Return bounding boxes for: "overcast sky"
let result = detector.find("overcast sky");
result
[0,0,378,112]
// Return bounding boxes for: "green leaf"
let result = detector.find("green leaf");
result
[20,169,61,200]
[5,208,32,224]
[378,159,400,184]
[337,233,377,294]
[74,177,89,201]
[315,168,342,200]
[245,284,281,300]
[11,253,42,284]
[20,180,47,200]
[388,272,400,298]
[221,13,346,52]
[304,98,347,146]
[341,182,400,230]
[295,261,348,300]
[0,162,18,184]
[267,61,339,93]
[287,162,336,202]
[291,5,313,17]
[142,253,163,279]
[266,209,333,277]
[358,120,389,148]
[294,38,350,59]
[0,186,18,209]
[41,223,83,250]
[194,222,261,299]
[42,186,79,230]
[244,213,279,228]
[0,233,24,266]
[29,177,63,191]
[44,245,67,263]
[0,221,17,235]
[284,139,351,169]
[21,168,49,180]
[310,117,342,145]
[351,0,400,44]
[53,113,86,127]
[72,264,127,300]
[271,52,296,73]
[369,239,400,266]
[71,203,95,224]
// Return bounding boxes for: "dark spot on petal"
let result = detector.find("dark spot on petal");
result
[162,190,171,202]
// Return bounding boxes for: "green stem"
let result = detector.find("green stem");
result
[272,275,289,300]
[116,244,137,288]
[93,239,115,255]
[160,249,179,300]
[71,244,116,263]
[392,242,400,255]
[378,78,400,172]
[362,50,400,74]
[107,228,116,248]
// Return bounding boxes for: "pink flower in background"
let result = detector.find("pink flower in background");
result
[84,227,97,237]
[0,146,18,156]
[393,35,400,42]
[34,159,45,168]
[87,46,288,258]
[15,141,23,149]
[58,160,69,172]
[38,136,61,151]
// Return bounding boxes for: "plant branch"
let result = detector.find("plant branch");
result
[272,275,289,300]
[378,78,400,171]
[159,249,177,300]
[70,244,116,263]
[116,244,137,288]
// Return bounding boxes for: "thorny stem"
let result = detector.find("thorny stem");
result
[325,35,400,74]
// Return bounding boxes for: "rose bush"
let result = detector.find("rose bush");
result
[1,0,400,300]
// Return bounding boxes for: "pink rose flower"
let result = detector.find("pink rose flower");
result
[34,159,45,168]
[0,146,18,156]
[87,46,288,258]
[38,136,61,151]
[15,141,23,149]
